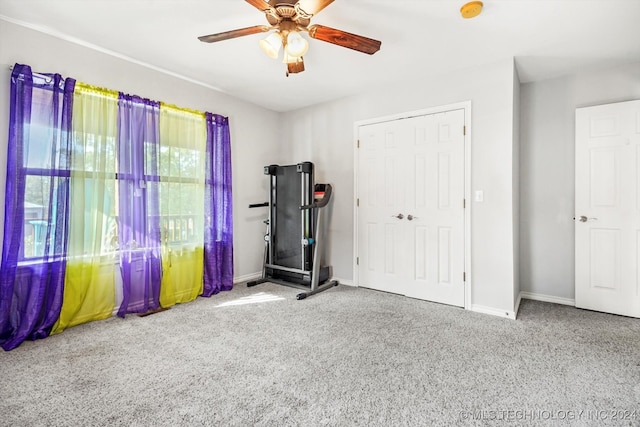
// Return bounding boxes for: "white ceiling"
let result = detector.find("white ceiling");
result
[1,0,639,112]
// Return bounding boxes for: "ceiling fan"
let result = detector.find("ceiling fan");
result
[198,0,382,76]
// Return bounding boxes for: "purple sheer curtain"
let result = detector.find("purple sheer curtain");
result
[116,94,162,315]
[0,64,75,350]
[202,113,233,296]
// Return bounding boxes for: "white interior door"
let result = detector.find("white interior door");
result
[357,109,466,307]
[575,100,640,318]
[357,120,406,294]
[403,110,465,306]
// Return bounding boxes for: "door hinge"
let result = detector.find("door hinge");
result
[356,257,359,265]
[463,198,466,209]
[357,139,360,148]
[463,272,466,282]
[463,125,466,136]
[356,198,360,207]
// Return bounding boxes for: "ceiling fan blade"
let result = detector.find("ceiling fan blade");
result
[198,25,270,43]
[296,0,335,16]
[307,25,381,55]
[245,0,271,12]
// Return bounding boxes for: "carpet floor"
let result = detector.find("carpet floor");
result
[1,282,639,426]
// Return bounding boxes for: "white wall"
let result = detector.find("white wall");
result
[519,61,640,301]
[281,58,520,315]
[12,15,634,315]
[0,19,282,281]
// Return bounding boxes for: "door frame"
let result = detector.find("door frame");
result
[353,101,472,310]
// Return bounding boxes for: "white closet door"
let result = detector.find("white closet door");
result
[357,120,407,295]
[403,110,465,307]
[357,109,465,307]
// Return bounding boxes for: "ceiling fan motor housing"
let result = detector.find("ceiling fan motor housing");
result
[266,0,311,27]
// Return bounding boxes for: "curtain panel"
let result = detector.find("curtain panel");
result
[0,65,75,350]
[117,94,163,317]
[53,83,120,333]
[203,113,233,296]
[0,64,233,351]
[158,105,207,307]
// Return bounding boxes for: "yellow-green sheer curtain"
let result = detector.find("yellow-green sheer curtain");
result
[158,105,206,306]
[52,84,119,333]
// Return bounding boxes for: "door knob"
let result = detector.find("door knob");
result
[391,213,404,220]
[577,215,598,222]
[407,214,418,221]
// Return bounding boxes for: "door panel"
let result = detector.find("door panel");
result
[438,152,451,209]
[589,148,617,207]
[437,227,451,284]
[589,228,619,290]
[575,100,640,318]
[414,225,428,281]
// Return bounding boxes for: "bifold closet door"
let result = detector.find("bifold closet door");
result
[357,109,465,307]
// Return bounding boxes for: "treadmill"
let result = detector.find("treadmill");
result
[247,162,338,299]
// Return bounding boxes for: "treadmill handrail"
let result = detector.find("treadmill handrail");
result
[300,184,332,210]
[248,202,269,208]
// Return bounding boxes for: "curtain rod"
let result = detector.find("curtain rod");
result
[8,65,208,117]
[8,65,56,82]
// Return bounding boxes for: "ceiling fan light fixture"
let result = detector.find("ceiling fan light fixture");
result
[259,32,283,59]
[285,31,309,57]
[282,49,303,64]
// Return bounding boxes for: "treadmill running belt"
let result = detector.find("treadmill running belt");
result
[274,166,303,269]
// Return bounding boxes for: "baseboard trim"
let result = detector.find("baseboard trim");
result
[233,272,262,285]
[470,304,517,320]
[519,291,575,307]
[332,277,354,287]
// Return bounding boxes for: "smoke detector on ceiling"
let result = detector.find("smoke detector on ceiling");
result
[460,1,483,19]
